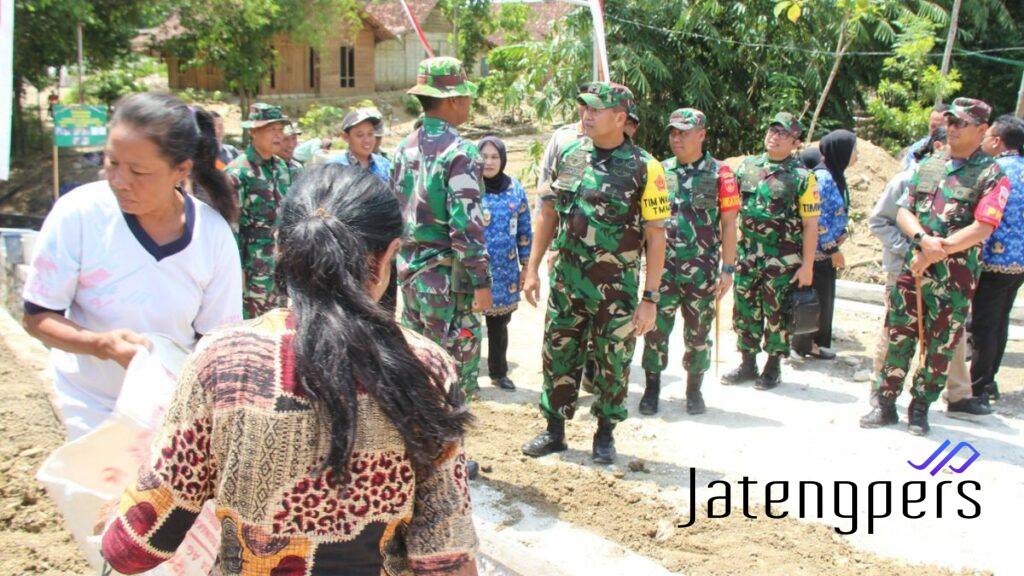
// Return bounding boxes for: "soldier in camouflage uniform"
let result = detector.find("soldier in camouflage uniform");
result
[640,108,740,415]
[391,57,493,402]
[521,82,670,464]
[861,98,1009,435]
[226,103,293,319]
[722,112,820,390]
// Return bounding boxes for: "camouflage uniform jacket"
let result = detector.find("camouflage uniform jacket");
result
[662,152,740,267]
[226,145,292,278]
[391,116,491,292]
[897,149,1009,275]
[542,137,670,295]
[736,154,820,266]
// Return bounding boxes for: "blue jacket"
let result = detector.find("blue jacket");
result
[483,177,532,314]
[326,151,392,185]
[814,168,847,260]
[982,151,1024,273]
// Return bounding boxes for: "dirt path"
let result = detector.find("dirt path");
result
[466,402,984,576]
[0,341,89,575]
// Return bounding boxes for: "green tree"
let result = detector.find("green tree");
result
[13,0,154,158]
[440,0,493,71]
[484,0,898,158]
[865,11,962,153]
[164,0,362,119]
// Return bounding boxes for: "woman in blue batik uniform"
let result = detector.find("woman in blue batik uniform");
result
[794,129,857,359]
[477,136,532,391]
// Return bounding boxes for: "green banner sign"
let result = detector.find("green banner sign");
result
[53,105,108,148]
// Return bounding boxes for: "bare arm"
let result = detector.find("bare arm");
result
[522,199,559,306]
[23,312,149,368]
[642,224,667,292]
[941,221,996,255]
[720,210,738,268]
[793,217,818,287]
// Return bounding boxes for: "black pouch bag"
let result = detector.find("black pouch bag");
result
[787,287,820,336]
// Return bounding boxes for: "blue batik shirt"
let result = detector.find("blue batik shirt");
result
[482,177,532,314]
[814,168,848,260]
[982,151,1024,274]
[327,151,392,184]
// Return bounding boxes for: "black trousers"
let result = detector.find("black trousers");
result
[485,312,512,379]
[793,259,837,354]
[969,271,1024,392]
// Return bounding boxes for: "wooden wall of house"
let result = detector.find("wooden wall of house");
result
[375,8,455,91]
[320,27,376,96]
[166,56,227,92]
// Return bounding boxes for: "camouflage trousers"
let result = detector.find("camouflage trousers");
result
[400,282,482,400]
[642,258,718,375]
[733,253,798,356]
[541,265,638,423]
[876,258,977,403]
[240,236,286,319]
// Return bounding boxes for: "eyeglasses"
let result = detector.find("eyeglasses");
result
[767,126,793,139]
[945,117,973,129]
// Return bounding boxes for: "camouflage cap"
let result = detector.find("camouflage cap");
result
[577,81,635,112]
[944,97,992,126]
[667,108,707,131]
[241,103,290,129]
[768,111,803,139]
[341,107,383,133]
[407,57,478,98]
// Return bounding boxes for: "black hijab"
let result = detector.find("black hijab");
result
[478,135,511,194]
[799,146,822,170]
[817,129,857,208]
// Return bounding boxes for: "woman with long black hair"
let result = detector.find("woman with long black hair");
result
[102,164,479,575]
[793,129,857,359]
[22,92,242,440]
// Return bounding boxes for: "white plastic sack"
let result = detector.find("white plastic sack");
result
[37,334,221,574]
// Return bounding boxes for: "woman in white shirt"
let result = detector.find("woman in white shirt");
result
[22,92,242,440]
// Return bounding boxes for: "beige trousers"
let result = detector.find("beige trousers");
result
[873,272,972,403]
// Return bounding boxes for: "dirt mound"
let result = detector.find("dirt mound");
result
[723,138,902,284]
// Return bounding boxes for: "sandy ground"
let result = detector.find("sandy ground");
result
[0,339,90,575]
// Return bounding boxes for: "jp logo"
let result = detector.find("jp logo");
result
[907,440,981,476]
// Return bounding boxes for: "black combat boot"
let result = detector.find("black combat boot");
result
[907,397,931,436]
[639,371,661,415]
[722,352,758,385]
[521,417,568,457]
[467,460,480,480]
[685,372,706,415]
[754,354,782,390]
[592,418,617,464]
[859,393,898,428]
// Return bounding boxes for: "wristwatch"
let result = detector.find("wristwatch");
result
[721,263,736,274]
[642,289,661,304]
[912,232,925,246]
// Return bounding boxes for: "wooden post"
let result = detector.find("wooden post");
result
[77,23,84,104]
[52,144,59,201]
[935,0,962,107]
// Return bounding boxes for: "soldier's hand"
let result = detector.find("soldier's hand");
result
[920,235,946,263]
[909,252,930,277]
[633,301,657,337]
[716,273,733,300]
[523,269,541,307]
[792,264,813,287]
[472,287,493,313]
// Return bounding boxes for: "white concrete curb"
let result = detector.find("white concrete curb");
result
[837,279,1024,325]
